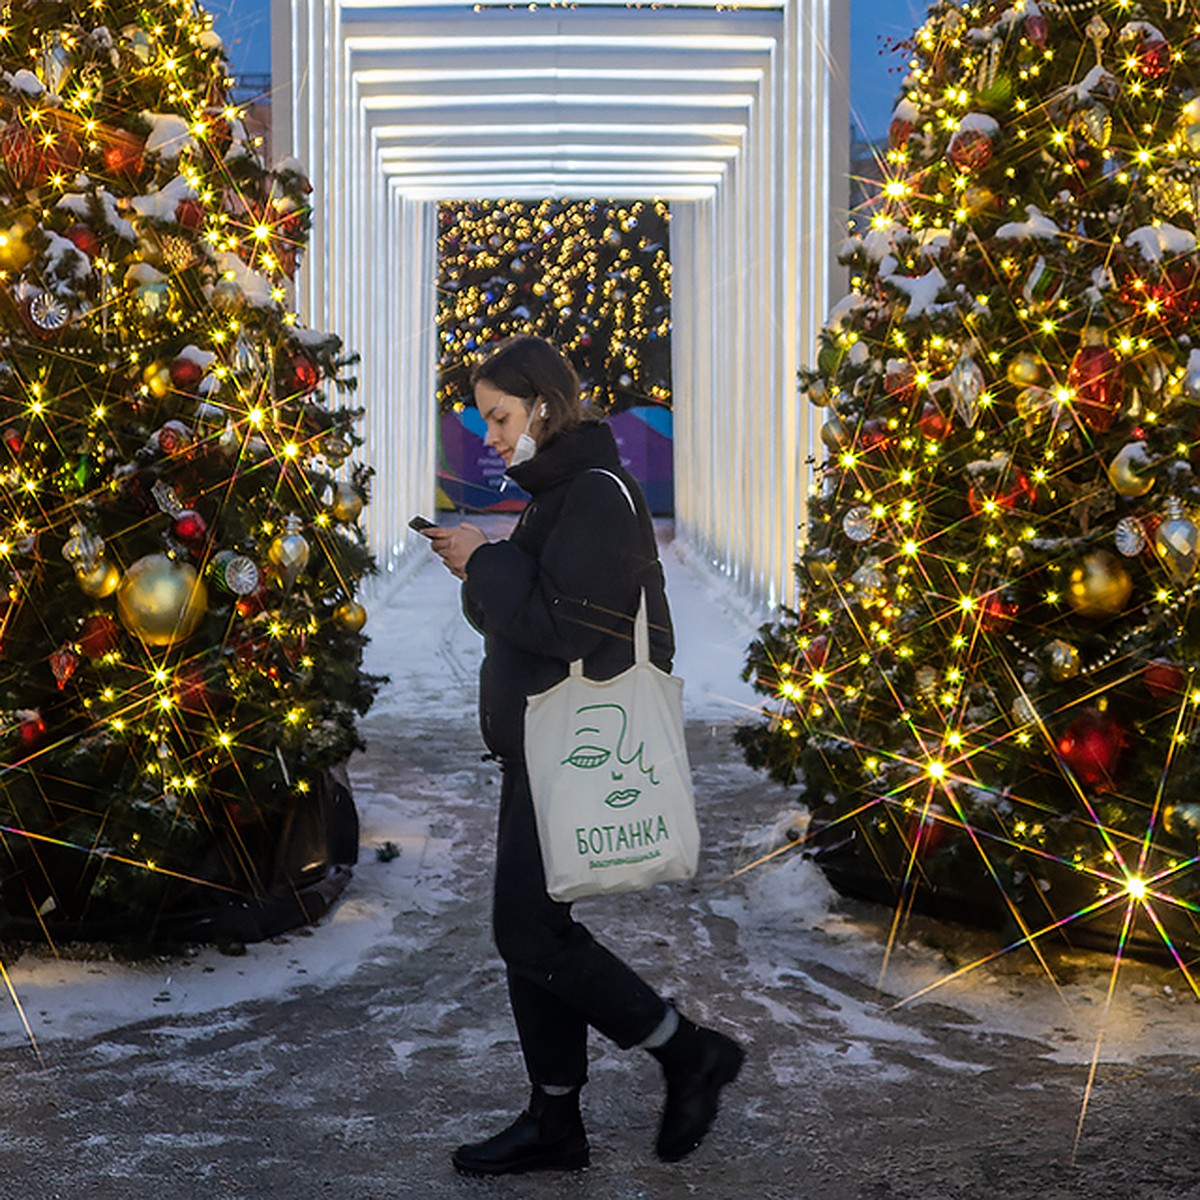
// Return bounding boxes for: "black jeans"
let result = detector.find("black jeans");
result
[492,761,667,1087]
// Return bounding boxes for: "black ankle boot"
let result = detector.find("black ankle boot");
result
[649,1015,744,1162]
[451,1086,590,1176]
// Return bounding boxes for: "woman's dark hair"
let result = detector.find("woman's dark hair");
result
[470,335,584,444]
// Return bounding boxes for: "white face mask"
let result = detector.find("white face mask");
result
[508,401,547,469]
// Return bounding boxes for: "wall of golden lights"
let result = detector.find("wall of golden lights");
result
[271,0,849,607]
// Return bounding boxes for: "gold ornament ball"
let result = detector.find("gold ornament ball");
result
[333,600,367,633]
[805,558,838,587]
[1046,639,1082,681]
[0,216,35,272]
[330,483,364,524]
[76,557,121,598]
[117,555,208,646]
[1015,386,1049,426]
[1067,550,1133,619]
[142,361,172,399]
[1006,352,1044,388]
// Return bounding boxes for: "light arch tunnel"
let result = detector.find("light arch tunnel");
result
[271,0,850,609]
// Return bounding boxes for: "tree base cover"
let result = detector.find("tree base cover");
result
[739,729,1200,965]
[0,767,359,946]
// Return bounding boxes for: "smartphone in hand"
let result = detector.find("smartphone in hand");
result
[408,515,436,532]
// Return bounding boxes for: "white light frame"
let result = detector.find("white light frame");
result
[273,0,849,608]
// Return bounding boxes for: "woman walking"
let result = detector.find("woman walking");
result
[424,335,743,1175]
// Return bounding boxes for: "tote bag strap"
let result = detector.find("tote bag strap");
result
[563,469,650,673]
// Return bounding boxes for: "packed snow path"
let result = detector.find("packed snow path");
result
[0,525,1195,1198]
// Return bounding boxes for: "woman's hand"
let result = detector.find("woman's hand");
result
[423,523,489,580]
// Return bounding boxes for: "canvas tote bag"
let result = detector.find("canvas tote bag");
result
[524,471,700,901]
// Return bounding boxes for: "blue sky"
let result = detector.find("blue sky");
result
[212,0,930,137]
[208,0,273,80]
[850,0,931,138]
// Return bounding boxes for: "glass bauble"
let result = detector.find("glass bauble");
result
[949,352,984,428]
[1114,516,1148,557]
[1143,659,1186,700]
[268,515,311,589]
[842,506,876,543]
[209,550,260,596]
[1154,499,1200,586]
[1068,341,1123,431]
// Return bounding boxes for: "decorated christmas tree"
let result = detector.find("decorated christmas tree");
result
[0,0,378,941]
[740,0,1200,963]
[437,198,672,413]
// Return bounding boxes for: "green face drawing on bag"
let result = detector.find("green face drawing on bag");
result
[562,703,660,808]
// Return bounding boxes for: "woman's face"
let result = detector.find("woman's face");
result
[476,378,536,466]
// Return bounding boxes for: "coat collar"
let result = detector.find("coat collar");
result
[506,420,622,496]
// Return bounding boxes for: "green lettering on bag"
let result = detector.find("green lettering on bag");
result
[574,817,670,861]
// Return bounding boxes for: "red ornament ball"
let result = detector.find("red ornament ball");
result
[968,473,1035,516]
[888,116,913,150]
[18,711,46,748]
[1143,658,1186,700]
[175,199,206,231]
[64,224,101,260]
[76,614,120,659]
[1056,709,1128,792]
[288,354,320,395]
[103,139,145,180]
[172,509,208,545]
[157,420,193,455]
[948,126,994,171]
[918,403,950,441]
[174,667,211,712]
[0,122,38,188]
[979,593,1018,632]
[2,425,22,455]
[1137,39,1172,80]
[169,356,205,391]
[802,634,829,669]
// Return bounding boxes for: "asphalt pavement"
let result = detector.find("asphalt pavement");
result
[0,704,1197,1199]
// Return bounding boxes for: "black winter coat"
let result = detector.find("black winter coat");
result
[463,421,674,762]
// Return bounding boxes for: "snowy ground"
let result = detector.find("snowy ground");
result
[0,522,1197,1198]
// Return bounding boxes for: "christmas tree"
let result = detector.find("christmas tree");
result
[0,0,379,941]
[740,0,1200,965]
[437,199,672,413]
